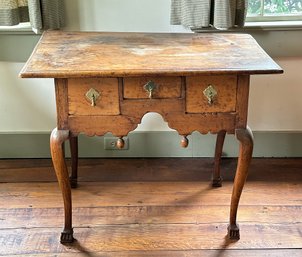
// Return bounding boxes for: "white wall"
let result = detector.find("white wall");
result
[0,62,56,132]
[249,57,302,131]
[64,0,187,32]
[1,0,302,133]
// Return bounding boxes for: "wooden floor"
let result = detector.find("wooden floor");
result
[0,158,301,256]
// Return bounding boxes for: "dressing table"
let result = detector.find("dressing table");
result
[20,31,283,243]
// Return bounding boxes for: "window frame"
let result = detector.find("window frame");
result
[247,0,302,22]
[0,22,33,34]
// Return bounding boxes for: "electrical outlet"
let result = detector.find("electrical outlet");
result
[104,137,129,150]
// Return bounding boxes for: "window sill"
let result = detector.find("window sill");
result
[1,20,302,34]
[0,22,34,34]
[245,20,302,31]
[192,20,302,33]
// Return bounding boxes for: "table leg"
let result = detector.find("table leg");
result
[69,135,78,188]
[50,128,74,244]
[212,130,226,187]
[228,127,253,240]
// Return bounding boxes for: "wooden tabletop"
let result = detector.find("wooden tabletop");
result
[20,31,283,78]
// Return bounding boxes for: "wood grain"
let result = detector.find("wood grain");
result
[20,32,283,240]
[235,75,250,128]
[4,250,302,257]
[2,157,302,183]
[0,205,301,229]
[1,181,302,208]
[123,76,182,99]
[55,79,69,130]
[186,75,237,113]
[229,127,254,239]
[213,130,226,186]
[0,158,301,255]
[19,32,283,78]
[69,135,78,188]
[0,224,301,255]
[50,128,73,242]
[68,78,120,116]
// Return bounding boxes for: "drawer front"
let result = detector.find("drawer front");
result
[123,77,182,99]
[68,78,119,116]
[186,75,237,113]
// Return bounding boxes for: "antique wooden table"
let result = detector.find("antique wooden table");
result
[20,31,282,243]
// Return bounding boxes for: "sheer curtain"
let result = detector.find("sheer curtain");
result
[170,0,248,30]
[0,0,64,32]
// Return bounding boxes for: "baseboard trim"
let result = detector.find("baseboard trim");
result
[0,131,302,158]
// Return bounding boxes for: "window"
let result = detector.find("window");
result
[247,0,302,21]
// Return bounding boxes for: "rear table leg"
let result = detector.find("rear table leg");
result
[69,135,78,188]
[212,130,226,187]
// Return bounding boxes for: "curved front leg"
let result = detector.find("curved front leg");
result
[212,130,226,187]
[50,128,74,243]
[228,127,253,240]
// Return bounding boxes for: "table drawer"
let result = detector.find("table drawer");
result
[68,78,120,116]
[123,77,182,99]
[186,75,237,113]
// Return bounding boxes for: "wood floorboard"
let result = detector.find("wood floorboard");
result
[0,158,301,256]
[1,158,301,183]
[0,181,301,208]
[0,205,301,229]
[0,224,302,254]
[3,249,302,257]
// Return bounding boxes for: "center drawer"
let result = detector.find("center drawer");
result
[123,77,182,99]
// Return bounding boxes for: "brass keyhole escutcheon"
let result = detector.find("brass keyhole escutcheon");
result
[85,88,100,107]
[143,81,156,99]
[203,84,217,105]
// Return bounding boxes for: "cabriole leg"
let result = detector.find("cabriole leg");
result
[50,128,74,244]
[212,130,226,187]
[228,127,253,240]
[69,135,78,188]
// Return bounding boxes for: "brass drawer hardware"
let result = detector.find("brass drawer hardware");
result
[85,88,100,106]
[203,84,217,105]
[143,81,156,99]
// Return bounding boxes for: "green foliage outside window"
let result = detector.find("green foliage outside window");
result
[248,0,302,16]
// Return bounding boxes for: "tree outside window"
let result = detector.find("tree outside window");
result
[248,0,302,19]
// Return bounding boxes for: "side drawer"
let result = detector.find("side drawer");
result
[186,75,237,113]
[68,78,120,116]
[123,77,182,99]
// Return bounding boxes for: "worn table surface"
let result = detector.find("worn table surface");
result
[20,31,282,78]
